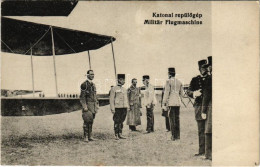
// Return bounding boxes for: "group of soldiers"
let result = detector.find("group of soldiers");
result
[80,71,157,141]
[79,56,212,160]
[109,74,158,139]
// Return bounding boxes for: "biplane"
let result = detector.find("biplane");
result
[1,0,118,116]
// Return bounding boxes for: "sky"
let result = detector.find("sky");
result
[1,1,212,96]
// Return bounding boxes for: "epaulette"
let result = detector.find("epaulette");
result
[80,80,88,90]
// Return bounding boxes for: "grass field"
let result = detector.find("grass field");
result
[1,104,211,166]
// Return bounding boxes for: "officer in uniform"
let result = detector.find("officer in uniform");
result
[80,70,99,142]
[187,60,209,156]
[142,75,156,133]
[201,56,212,160]
[109,74,130,140]
[162,68,183,140]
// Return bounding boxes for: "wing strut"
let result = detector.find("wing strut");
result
[88,50,92,70]
[111,39,117,81]
[50,26,58,97]
[30,48,35,97]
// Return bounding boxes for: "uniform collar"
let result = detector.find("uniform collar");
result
[87,78,93,83]
[200,74,208,78]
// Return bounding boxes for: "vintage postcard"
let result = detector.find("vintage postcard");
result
[1,0,259,166]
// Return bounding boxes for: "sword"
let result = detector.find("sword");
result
[180,96,187,108]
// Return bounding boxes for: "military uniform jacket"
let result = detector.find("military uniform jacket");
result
[80,80,99,114]
[202,75,212,133]
[110,85,129,111]
[187,75,207,120]
[162,78,183,107]
[143,84,156,107]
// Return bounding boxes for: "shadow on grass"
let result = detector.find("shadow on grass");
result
[2,131,115,148]
[1,134,79,149]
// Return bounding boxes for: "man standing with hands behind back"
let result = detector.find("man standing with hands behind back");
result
[162,67,183,141]
[187,60,209,156]
[110,74,130,140]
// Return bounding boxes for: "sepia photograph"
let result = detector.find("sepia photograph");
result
[1,0,259,166]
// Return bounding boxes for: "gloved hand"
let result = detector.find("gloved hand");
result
[201,113,207,119]
[146,104,151,108]
[193,90,202,98]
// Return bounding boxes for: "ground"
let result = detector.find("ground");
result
[1,104,211,166]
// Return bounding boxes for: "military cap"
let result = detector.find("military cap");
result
[198,59,208,68]
[142,75,150,80]
[168,67,175,74]
[85,70,94,76]
[208,56,212,66]
[117,74,125,79]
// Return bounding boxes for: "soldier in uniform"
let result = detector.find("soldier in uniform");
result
[201,56,212,160]
[127,78,142,131]
[110,74,130,140]
[142,75,156,133]
[80,70,99,142]
[187,60,209,156]
[162,68,183,140]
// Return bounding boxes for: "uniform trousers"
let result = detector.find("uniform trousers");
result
[169,106,180,139]
[83,113,95,138]
[113,108,127,135]
[205,133,212,159]
[146,106,154,132]
[197,120,206,154]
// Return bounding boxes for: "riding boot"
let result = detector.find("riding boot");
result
[118,123,126,139]
[114,123,120,140]
[88,123,96,141]
[83,123,89,142]
[118,133,127,139]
